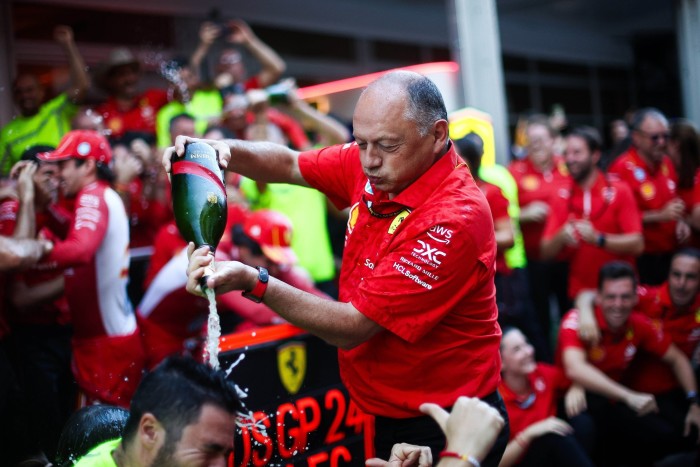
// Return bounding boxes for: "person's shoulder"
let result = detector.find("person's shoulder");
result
[72,438,121,466]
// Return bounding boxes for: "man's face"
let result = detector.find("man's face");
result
[106,64,140,100]
[526,123,554,167]
[597,277,638,332]
[564,135,597,183]
[217,50,246,83]
[633,116,669,165]
[13,75,45,117]
[150,404,236,467]
[33,162,60,205]
[170,118,197,145]
[352,86,441,199]
[668,255,700,308]
[58,158,88,198]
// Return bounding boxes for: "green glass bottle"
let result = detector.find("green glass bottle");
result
[171,141,228,284]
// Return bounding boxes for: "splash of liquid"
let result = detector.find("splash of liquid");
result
[204,287,221,370]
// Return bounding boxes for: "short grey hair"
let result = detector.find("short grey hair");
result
[368,71,448,137]
[631,107,668,130]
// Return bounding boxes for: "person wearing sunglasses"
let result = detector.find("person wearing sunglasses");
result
[608,108,690,285]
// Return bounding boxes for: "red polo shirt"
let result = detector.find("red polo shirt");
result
[542,171,642,297]
[607,147,679,254]
[479,179,511,274]
[299,142,501,418]
[500,363,568,440]
[96,89,169,139]
[508,156,570,259]
[685,168,700,249]
[557,308,671,383]
[625,284,700,393]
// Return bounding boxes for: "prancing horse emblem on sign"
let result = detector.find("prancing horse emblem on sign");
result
[277,341,307,395]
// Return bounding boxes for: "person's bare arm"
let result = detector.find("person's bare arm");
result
[187,245,381,349]
[227,19,286,88]
[10,275,64,310]
[563,347,657,415]
[540,222,576,260]
[163,136,309,187]
[287,86,351,146]
[190,22,221,81]
[0,236,52,271]
[54,25,89,104]
[12,162,37,239]
[494,217,514,251]
[572,220,644,256]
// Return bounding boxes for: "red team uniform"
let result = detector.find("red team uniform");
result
[95,89,169,139]
[543,173,642,297]
[298,142,501,418]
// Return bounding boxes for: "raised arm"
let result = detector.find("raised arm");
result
[227,19,286,88]
[54,25,89,104]
[190,22,221,81]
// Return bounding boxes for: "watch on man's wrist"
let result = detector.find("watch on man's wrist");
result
[596,233,606,248]
[687,390,699,405]
[241,267,269,303]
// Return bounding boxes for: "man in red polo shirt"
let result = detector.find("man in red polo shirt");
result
[608,108,690,285]
[558,261,700,464]
[94,48,169,140]
[509,115,571,357]
[541,127,643,298]
[167,71,507,466]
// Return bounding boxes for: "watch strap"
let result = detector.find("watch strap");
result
[242,267,269,303]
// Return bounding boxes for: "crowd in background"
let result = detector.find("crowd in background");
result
[0,19,699,467]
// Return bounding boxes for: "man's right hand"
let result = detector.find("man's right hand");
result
[162,136,232,174]
[365,443,432,467]
[624,391,658,416]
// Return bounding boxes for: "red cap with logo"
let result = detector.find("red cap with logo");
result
[243,210,297,266]
[37,130,112,164]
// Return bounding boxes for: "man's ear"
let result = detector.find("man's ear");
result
[139,413,165,448]
[433,119,450,154]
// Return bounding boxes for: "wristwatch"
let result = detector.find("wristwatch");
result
[596,233,606,248]
[241,267,269,303]
[687,390,699,405]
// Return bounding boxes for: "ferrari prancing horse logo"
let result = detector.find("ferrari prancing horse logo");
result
[277,341,307,395]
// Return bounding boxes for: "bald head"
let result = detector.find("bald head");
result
[361,71,448,137]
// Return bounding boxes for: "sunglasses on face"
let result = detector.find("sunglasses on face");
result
[637,130,670,144]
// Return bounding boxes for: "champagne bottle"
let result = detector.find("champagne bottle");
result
[171,141,228,286]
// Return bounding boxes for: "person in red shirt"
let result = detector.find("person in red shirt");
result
[558,261,700,465]
[170,70,508,466]
[498,327,593,467]
[3,146,75,459]
[608,108,690,285]
[668,120,700,249]
[541,127,643,298]
[36,130,146,408]
[457,133,549,361]
[508,115,571,357]
[94,48,169,140]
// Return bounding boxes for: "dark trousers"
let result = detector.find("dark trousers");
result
[8,324,76,460]
[373,391,510,467]
[518,433,595,467]
[526,259,570,360]
[586,392,686,466]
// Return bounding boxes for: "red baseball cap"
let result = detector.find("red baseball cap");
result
[38,130,112,164]
[244,210,297,266]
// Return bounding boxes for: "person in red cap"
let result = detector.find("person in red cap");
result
[137,208,327,369]
[35,129,145,407]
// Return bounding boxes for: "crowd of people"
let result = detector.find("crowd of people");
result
[0,18,699,467]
